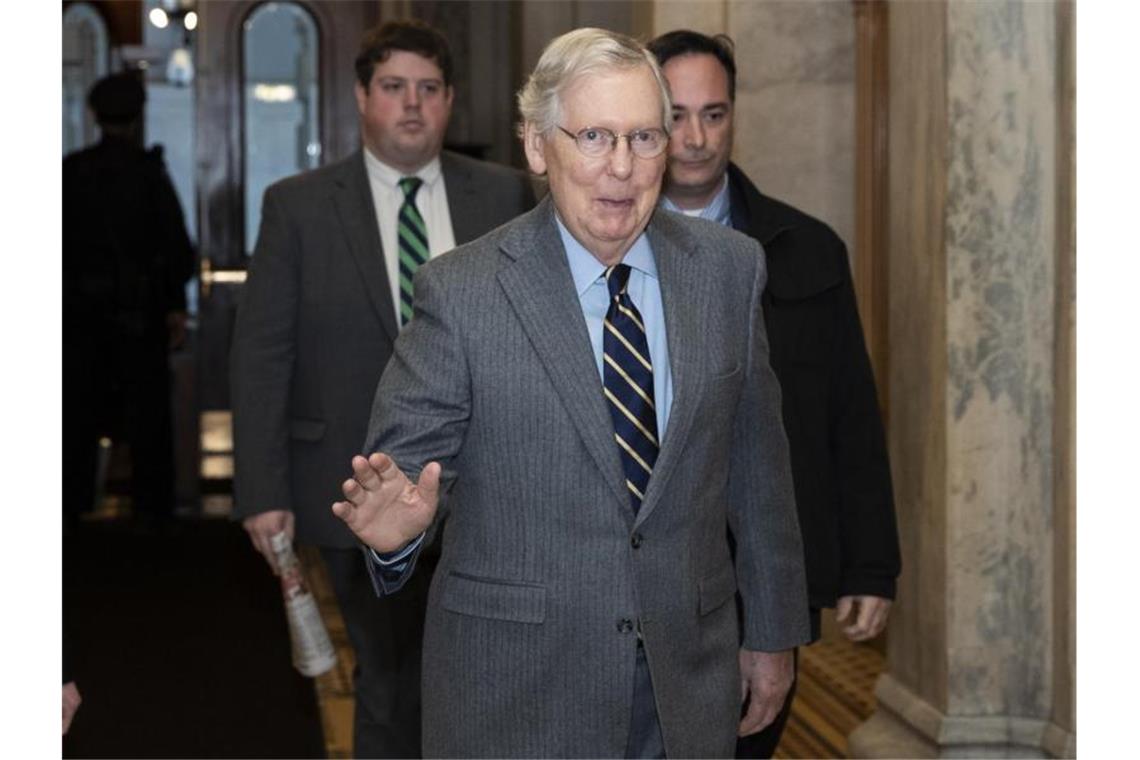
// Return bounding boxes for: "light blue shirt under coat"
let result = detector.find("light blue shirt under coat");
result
[556,216,674,438]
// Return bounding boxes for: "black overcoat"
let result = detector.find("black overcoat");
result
[728,162,901,631]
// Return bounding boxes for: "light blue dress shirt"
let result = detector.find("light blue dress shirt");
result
[555,216,674,438]
[659,173,732,228]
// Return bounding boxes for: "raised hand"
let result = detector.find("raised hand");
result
[331,452,440,553]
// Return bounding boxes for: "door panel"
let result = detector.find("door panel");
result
[194,1,379,411]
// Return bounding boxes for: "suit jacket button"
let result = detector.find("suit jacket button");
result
[617,618,634,634]
[630,533,643,549]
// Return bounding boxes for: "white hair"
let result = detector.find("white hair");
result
[516,27,672,138]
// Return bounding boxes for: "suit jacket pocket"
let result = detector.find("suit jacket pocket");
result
[710,364,741,382]
[440,571,546,624]
[289,418,327,441]
[698,565,738,616]
[702,364,743,417]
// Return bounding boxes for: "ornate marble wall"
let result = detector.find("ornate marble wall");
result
[944,0,1057,721]
[850,1,1075,756]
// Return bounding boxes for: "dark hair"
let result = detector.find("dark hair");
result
[88,71,146,125]
[355,20,454,89]
[646,30,736,102]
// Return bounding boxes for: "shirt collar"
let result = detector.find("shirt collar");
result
[659,172,731,226]
[363,147,443,189]
[554,213,658,298]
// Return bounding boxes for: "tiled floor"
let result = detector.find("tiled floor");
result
[299,546,355,759]
[776,639,884,758]
[196,412,360,753]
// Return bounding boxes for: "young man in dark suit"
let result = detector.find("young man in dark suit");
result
[647,29,902,759]
[230,20,535,758]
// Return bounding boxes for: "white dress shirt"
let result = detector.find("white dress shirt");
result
[363,148,457,326]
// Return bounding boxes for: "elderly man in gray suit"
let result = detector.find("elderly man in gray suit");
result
[332,28,809,758]
[231,20,535,759]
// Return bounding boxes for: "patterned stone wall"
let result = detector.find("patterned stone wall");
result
[850,2,1074,755]
[944,0,1056,719]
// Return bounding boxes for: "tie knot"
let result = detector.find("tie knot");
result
[398,176,423,200]
[605,263,632,300]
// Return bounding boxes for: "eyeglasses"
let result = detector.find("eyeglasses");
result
[556,125,669,159]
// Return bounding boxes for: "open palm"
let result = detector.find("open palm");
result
[332,452,440,553]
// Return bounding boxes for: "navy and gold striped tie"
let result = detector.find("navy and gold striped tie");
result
[397,176,428,326]
[602,263,659,514]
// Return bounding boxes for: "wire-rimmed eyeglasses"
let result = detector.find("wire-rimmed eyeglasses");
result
[556,125,669,159]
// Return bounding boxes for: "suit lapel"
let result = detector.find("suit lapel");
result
[635,214,708,528]
[496,199,629,514]
[332,151,399,343]
[441,152,481,245]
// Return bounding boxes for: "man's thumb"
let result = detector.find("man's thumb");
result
[418,462,442,502]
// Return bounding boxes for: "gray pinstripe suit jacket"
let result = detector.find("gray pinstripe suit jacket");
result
[364,195,810,757]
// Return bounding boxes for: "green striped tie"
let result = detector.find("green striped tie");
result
[397,176,428,326]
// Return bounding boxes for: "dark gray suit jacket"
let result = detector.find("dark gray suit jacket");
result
[231,149,536,548]
[364,197,811,757]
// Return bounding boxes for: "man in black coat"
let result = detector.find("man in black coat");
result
[648,30,902,758]
[62,72,196,528]
[230,21,535,758]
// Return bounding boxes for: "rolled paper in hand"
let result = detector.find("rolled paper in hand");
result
[270,531,337,677]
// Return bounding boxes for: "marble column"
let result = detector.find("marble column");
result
[849,1,1075,757]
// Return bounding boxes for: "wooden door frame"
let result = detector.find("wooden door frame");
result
[196,0,376,268]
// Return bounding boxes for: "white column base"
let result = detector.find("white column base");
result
[848,675,1075,758]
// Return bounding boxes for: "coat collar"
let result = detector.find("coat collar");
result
[727,161,798,246]
[440,150,482,245]
[332,150,400,343]
[495,198,630,513]
[726,161,846,299]
[635,211,707,528]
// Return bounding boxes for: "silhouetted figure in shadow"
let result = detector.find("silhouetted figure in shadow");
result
[63,72,195,529]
